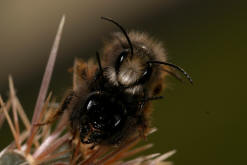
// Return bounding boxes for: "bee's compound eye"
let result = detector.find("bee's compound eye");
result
[115,49,129,73]
[136,62,153,85]
[119,52,127,63]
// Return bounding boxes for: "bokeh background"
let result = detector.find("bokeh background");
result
[0,0,246,164]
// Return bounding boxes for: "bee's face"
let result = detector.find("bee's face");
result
[103,45,155,95]
[117,47,152,84]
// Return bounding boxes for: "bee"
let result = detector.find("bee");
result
[48,17,192,146]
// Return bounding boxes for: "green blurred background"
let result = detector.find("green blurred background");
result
[0,0,246,164]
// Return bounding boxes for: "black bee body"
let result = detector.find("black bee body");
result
[78,71,144,145]
[61,17,192,146]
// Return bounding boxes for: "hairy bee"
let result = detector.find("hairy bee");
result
[55,17,192,146]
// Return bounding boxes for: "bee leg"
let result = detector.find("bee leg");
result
[137,127,147,140]
[90,144,96,150]
[87,131,103,145]
[70,134,81,162]
[35,91,74,126]
[137,119,148,140]
[80,124,95,144]
[142,96,164,102]
[69,129,78,146]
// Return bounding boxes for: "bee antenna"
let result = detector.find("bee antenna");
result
[147,61,193,84]
[101,16,134,56]
[96,51,103,72]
